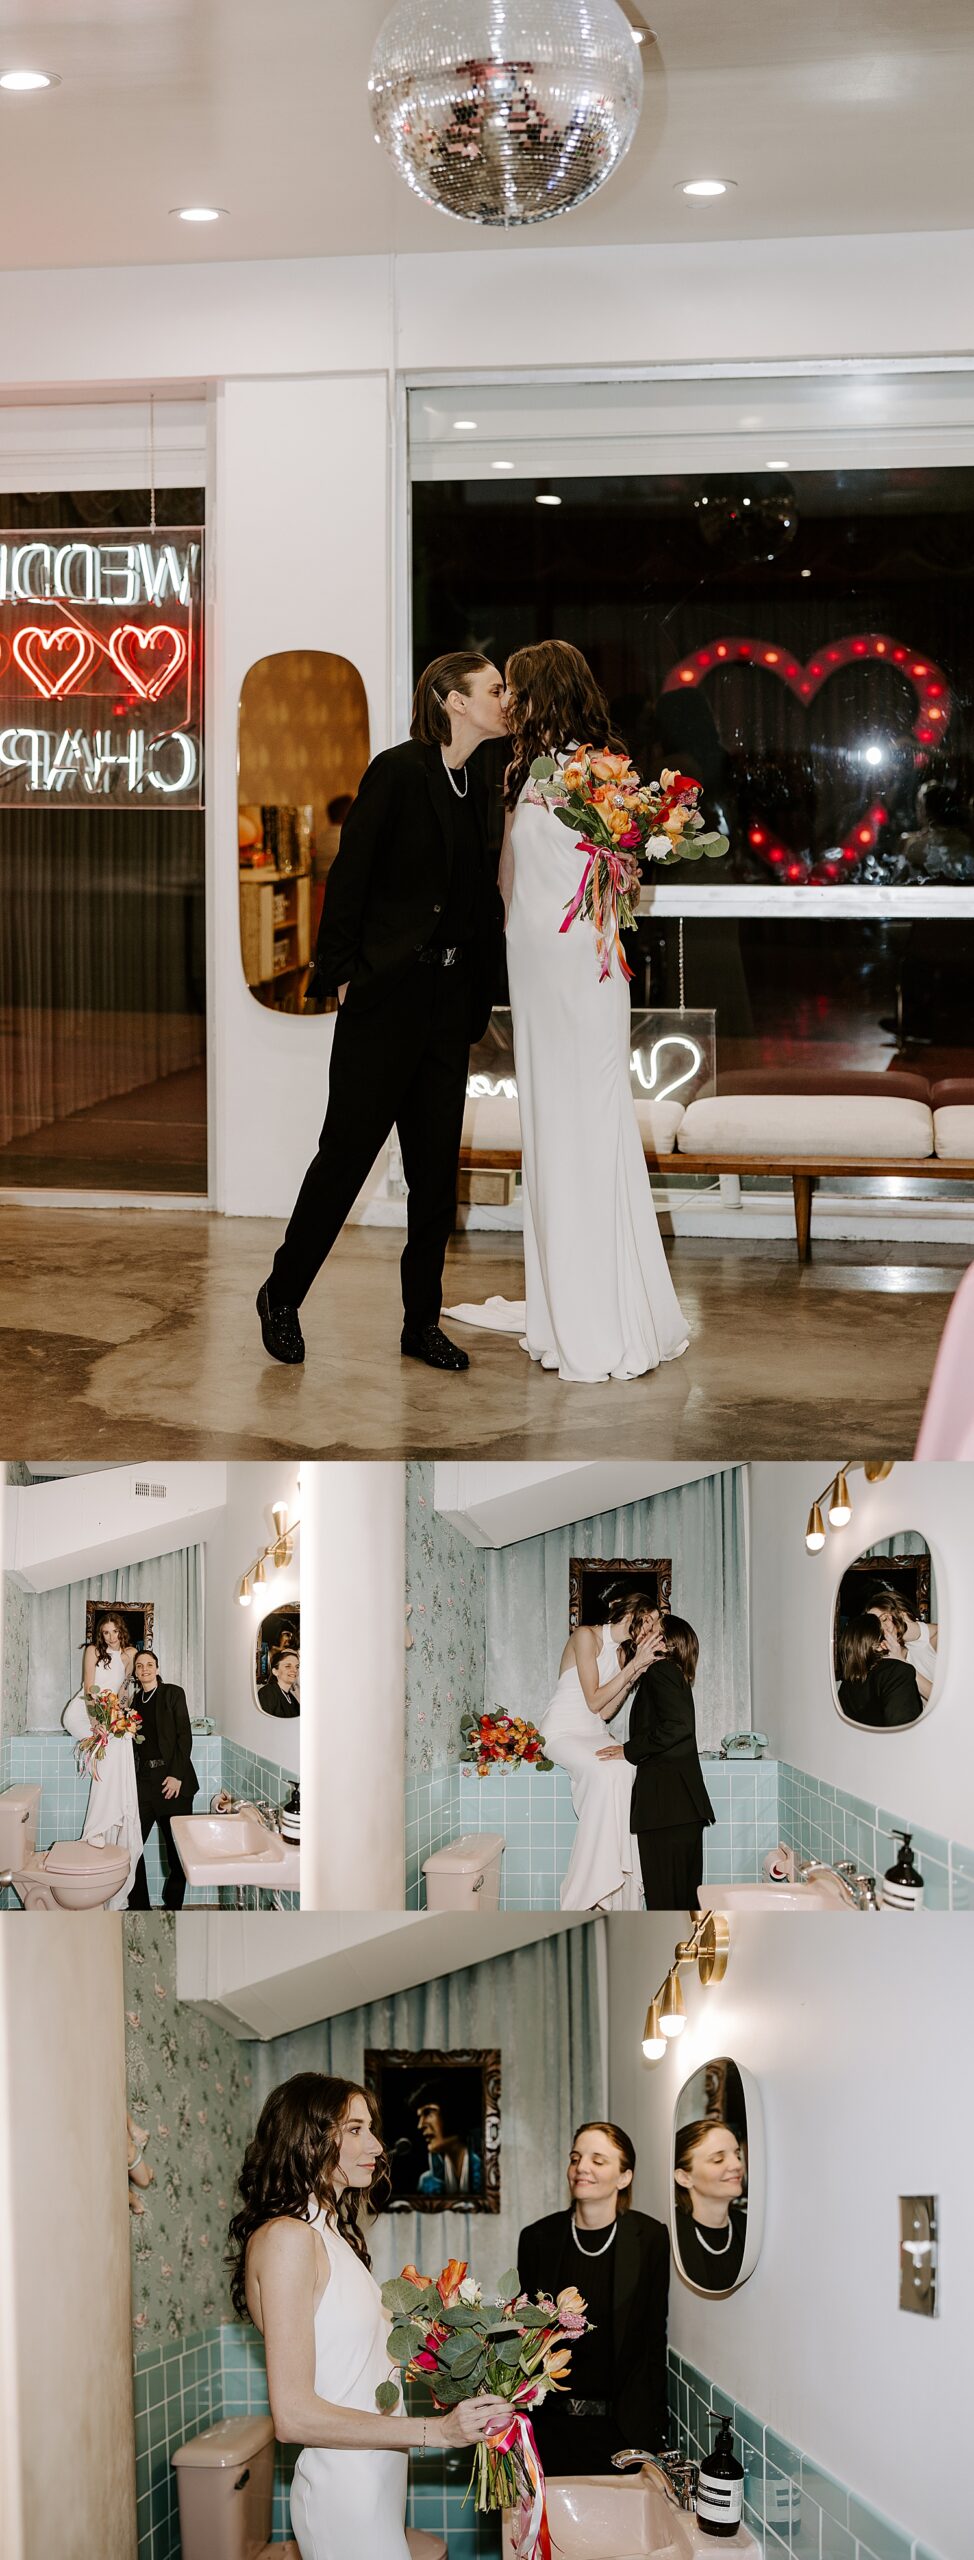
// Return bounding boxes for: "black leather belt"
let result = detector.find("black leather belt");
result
[144,1758,166,1771]
[567,2399,608,2418]
[417,943,467,969]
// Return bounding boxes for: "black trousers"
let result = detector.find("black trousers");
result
[635,1821,705,1912]
[271,957,473,1329]
[531,2404,621,2478]
[127,1786,192,1910]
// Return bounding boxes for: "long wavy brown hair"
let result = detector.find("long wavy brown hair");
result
[87,1611,133,1664]
[226,2073,390,2317]
[837,1612,887,1685]
[504,640,625,808]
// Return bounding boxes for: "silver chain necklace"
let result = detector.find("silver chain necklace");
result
[441,750,469,799]
[572,2216,617,2258]
[693,2217,734,2256]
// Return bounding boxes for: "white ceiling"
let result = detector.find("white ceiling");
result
[176,1909,584,2037]
[434,1461,734,1547]
[0,1,971,273]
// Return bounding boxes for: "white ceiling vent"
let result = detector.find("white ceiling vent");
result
[133,1478,168,1501]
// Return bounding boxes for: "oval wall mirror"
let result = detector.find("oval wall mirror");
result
[671,2055,764,2298]
[238,649,370,1014]
[254,1602,300,1721]
[832,1531,939,1729]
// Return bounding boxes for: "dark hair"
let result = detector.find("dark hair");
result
[270,1645,299,1671]
[227,2074,389,2319]
[663,1614,699,1684]
[674,2117,742,2216]
[570,2119,636,2212]
[411,651,493,747]
[504,640,624,808]
[88,1611,133,1663]
[412,2080,459,2133]
[838,1612,887,1684]
[604,1587,662,1670]
[135,1648,159,1669]
[862,1582,909,1643]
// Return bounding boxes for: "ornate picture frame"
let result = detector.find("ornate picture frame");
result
[364,2047,501,2215]
[85,1597,155,1656]
[568,1556,673,1628]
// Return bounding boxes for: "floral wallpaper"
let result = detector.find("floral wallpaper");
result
[123,1916,255,2348]
[404,1462,486,1773]
[2,1574,29,1740]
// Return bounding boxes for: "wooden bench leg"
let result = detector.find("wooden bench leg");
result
[792,1173,813,1263]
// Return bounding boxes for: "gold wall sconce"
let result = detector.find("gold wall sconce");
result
[804,1460,894,1554]
[641,1913,729,2065]
[237,1502,300,1606]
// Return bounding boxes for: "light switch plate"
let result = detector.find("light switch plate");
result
[899,2195,938,2316]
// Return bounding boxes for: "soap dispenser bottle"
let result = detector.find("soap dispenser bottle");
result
[696,2416,745,2538]
[882,1830,925,1911]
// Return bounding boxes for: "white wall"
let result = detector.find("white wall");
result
[749,1460,974,1842]
[204,1460,301,1770]
[6,1463,226,1590]
[0,1916,136,2560]
[0,230,973,1210]
[607,1911,967,2560]
[302,1461,405,1909]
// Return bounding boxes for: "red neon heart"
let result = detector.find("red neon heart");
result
[107,623,188,701]
[12,622,98,700]
[663,630,952,875]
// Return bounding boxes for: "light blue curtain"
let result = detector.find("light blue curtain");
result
[27,1542,205,1729]
[484,1469,749,1754]
[859,1530,936,1616]
[248,1923,605,2293]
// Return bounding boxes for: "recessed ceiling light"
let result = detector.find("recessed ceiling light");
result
[0,68,58,90]
[536,490,562,507]
[453,419,478,431]
[171,205,227,223]
[492,459,514,471]
[766,458,790,470]
[801,568,812,578]
[680,177,733,198]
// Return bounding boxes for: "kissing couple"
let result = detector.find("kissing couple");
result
[257,640,690,1387]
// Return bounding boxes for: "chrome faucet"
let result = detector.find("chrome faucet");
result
[798,1858,879,1910]
[251,1797,283,1832]
[611,2451,700,2510]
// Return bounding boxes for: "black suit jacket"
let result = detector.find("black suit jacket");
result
[517,2208,670,2451]
[309,738,504,1037]
[624,1658,715,1834]
[135,1681,198,1798]
[838,1658,922,1728]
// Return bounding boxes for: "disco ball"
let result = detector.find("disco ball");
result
[368,0,644,228]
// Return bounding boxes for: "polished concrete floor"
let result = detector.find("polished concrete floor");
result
[1,1207,965,1459]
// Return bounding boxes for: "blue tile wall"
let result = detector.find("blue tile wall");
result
[405,1758,783,1912]
[666,2349,945,2560]
[404,1756,974,1915]
[0,1733,298,1911]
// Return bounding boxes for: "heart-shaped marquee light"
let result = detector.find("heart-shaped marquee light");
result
[663,631,952,880]
[12,623,99,700]
[107,623,188,701]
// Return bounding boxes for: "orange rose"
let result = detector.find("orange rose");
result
[590,751,632,782]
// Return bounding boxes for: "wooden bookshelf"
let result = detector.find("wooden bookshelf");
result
[239,863,312,1003]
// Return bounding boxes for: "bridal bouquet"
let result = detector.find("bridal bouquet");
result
[461,1711,553,1777]
[527,745,728,981]
[74,1686,143,1778]
[377,2259,591,2557]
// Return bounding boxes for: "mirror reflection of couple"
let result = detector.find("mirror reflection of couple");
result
[61,1609,197,1908]
[837,1584,938,1728]
[229,2074,744,2560]
[257,640,689,1388]
[545,1581,715,1913]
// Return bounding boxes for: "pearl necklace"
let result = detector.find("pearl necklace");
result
[692,2217,734,2256]
[441,751,469,799]
[571,2216,617,2258]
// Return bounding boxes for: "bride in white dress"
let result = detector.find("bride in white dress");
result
[544,1589,665,1912]
[500,641,691,1386]
[61,1609,142,1909]
[235,2075,509,2560]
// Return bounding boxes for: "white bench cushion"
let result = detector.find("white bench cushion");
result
[933,1107,974,1160]
[462,1094,683,1155]
[677,1094,935,1160]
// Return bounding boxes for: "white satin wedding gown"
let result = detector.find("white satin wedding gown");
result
[290,2211,410,2560]
[543,1625,643,1912]
[503,785,690,1383]
[61,1643,142,1908]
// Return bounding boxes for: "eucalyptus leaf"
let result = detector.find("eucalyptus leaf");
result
[381,2277,427,2317]
[375,2380,400,2413]
[427,2375,466,2407]
[451,2345,488,2382]
[554,804,587,830]
[496,2269,521,2301]
[387,2322,427,2363]
[529,755,556,779]
[678,840,703,860]
[518,2304,556,2328]
[436,2303,486,2329]
[701,834,730,858]
[496,2334,527,2367]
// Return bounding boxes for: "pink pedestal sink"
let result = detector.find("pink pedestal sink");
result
[500,2469,758,2557]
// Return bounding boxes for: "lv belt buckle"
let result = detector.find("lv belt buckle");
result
[442,945,457,968]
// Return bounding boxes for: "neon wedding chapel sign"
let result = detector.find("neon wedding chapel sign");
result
[0,529,203,807]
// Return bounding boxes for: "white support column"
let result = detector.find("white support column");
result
[302,1462,406,1909]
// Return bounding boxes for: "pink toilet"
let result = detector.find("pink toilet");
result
[173,2413,447,2558]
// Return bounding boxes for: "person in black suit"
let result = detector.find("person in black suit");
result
[599,1615,714,1909]
[127,1651,199,1910]
[257,652,509,1374]
[836,1614,923,1727]
[517,2119,669,2474]
[257,1645,300,1720]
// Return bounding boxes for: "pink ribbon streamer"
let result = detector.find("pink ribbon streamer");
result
[486,2411,551,2560]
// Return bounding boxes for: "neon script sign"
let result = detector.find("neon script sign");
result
[0,530,203,807]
